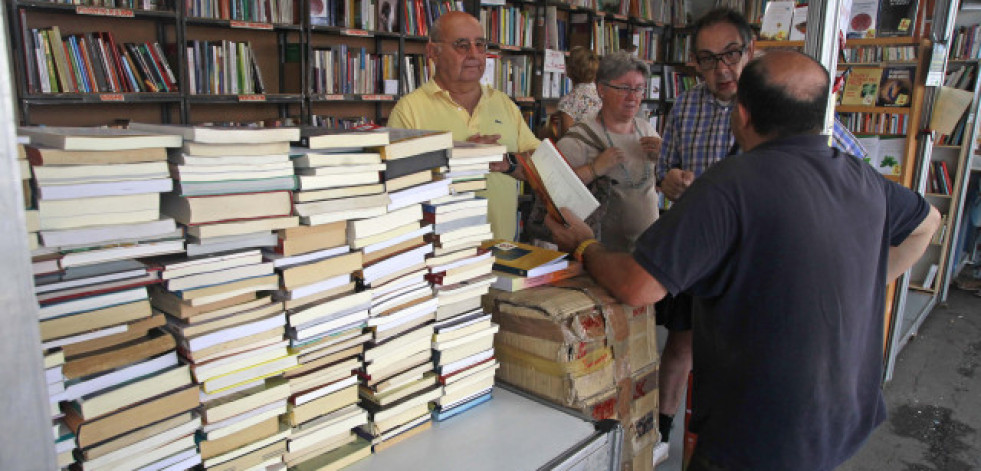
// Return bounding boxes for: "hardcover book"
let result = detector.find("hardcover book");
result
[840,67,884,106]
[877,0,918,37]
[877,66,915,107]
[847,0,879,39]
[759,1,794,41]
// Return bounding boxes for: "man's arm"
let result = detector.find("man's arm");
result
[887,205,941,281]
[547,209,668,307]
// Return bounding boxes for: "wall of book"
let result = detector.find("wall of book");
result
[5,0,474,127]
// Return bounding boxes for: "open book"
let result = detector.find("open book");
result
[516,139,599,225]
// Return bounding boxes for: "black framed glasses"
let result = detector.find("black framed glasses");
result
[601,82,648,96]
[436,38,489,54]
[695,45,746,70]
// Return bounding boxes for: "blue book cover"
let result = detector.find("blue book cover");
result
[432,390,492,422]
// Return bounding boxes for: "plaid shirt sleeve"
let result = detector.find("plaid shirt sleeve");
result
[831,118,868,158]
[656,107,682,183]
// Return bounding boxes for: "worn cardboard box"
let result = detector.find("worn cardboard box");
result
[484,276,660,468]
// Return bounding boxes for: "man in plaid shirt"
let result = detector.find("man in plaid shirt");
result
[653,8,867,452]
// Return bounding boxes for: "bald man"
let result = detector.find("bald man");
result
[547,50,940,471]
[388,11,539,240]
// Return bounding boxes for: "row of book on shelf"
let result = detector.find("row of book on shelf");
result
[186,0,297,24]
[17,118,589,471]
[20,25,177,95]
[311,0,464,35]
[759,0,921,41]
[950,24,981,60]
[927,160,955,195]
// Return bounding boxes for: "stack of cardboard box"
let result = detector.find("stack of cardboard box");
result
[484,276,660,471]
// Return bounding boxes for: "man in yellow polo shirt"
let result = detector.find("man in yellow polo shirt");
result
[387,11,540,241]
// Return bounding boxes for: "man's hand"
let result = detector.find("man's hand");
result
[467,133,502,145]
[593,147,625,176]
[544,208,595,253]
[639,136,662,161]
[489,151,529,181]
[660,168,695,201]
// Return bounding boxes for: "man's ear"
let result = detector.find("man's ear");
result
[745,39,756,61]
[734,102,752,132]
[426,42,439,62]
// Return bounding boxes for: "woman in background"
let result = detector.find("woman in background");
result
[549,46,602,139]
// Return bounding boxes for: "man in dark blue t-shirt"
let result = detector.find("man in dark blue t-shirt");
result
[547,50,940,471]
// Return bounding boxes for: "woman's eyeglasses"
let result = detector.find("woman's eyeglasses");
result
[602,82,648,96]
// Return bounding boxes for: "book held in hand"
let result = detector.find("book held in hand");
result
[517,139,599,225]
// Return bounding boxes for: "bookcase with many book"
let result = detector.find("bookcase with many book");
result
[904,54,981,298]
[4,0,478,127]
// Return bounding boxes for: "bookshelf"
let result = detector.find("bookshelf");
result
[4,0,481,127]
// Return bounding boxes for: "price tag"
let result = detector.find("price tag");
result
[321,94,344,100]
[76,6,134,17]
[362,94,393,101]
[342,29,373,37]
[498,44,520,51]
[230,21,273,30]
[98,94,125,101]
[238,94,266,102]
[515,96,533,103]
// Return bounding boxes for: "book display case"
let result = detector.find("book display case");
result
[4,0,483,127]
[5,0,691,131]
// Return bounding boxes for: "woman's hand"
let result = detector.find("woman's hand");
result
[640,136,662,161]
[593,147,625,176]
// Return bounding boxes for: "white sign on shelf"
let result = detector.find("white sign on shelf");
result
[543,49,566,74]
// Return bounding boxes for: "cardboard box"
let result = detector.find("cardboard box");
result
[484,276,660,467]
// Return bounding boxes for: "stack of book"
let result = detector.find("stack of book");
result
[126,123,303,471]
[352,129,454,450]
[152,251,295,471]
[129,122,300,258]
[269,128,394,468]
[423,141,500,421]
[45,350,72,469]
[483,239,583,292]
[15,136,38,250]
[438,141,507,193]
[19,126,201,470]
[290,128,390,226]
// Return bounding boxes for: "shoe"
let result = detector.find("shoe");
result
[653,442,669,467]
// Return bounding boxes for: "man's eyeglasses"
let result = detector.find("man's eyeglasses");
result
[436,38,489,54]
[694,46,746,70]
[602,82,648,96]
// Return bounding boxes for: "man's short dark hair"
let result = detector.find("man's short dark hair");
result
[737,56,830,138]
[693,8,754,49]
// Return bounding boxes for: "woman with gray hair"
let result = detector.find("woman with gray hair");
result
[527,51,662,252]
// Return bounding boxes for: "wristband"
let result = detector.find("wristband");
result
[573,238,599,263]
[503,153,518,175]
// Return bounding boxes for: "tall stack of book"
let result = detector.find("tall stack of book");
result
[268,128,395,469]
[128,123,302,471]
[352,128,454,450]
[20,126,201,470]
[424,141,500,421]
[436,141,506,194]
